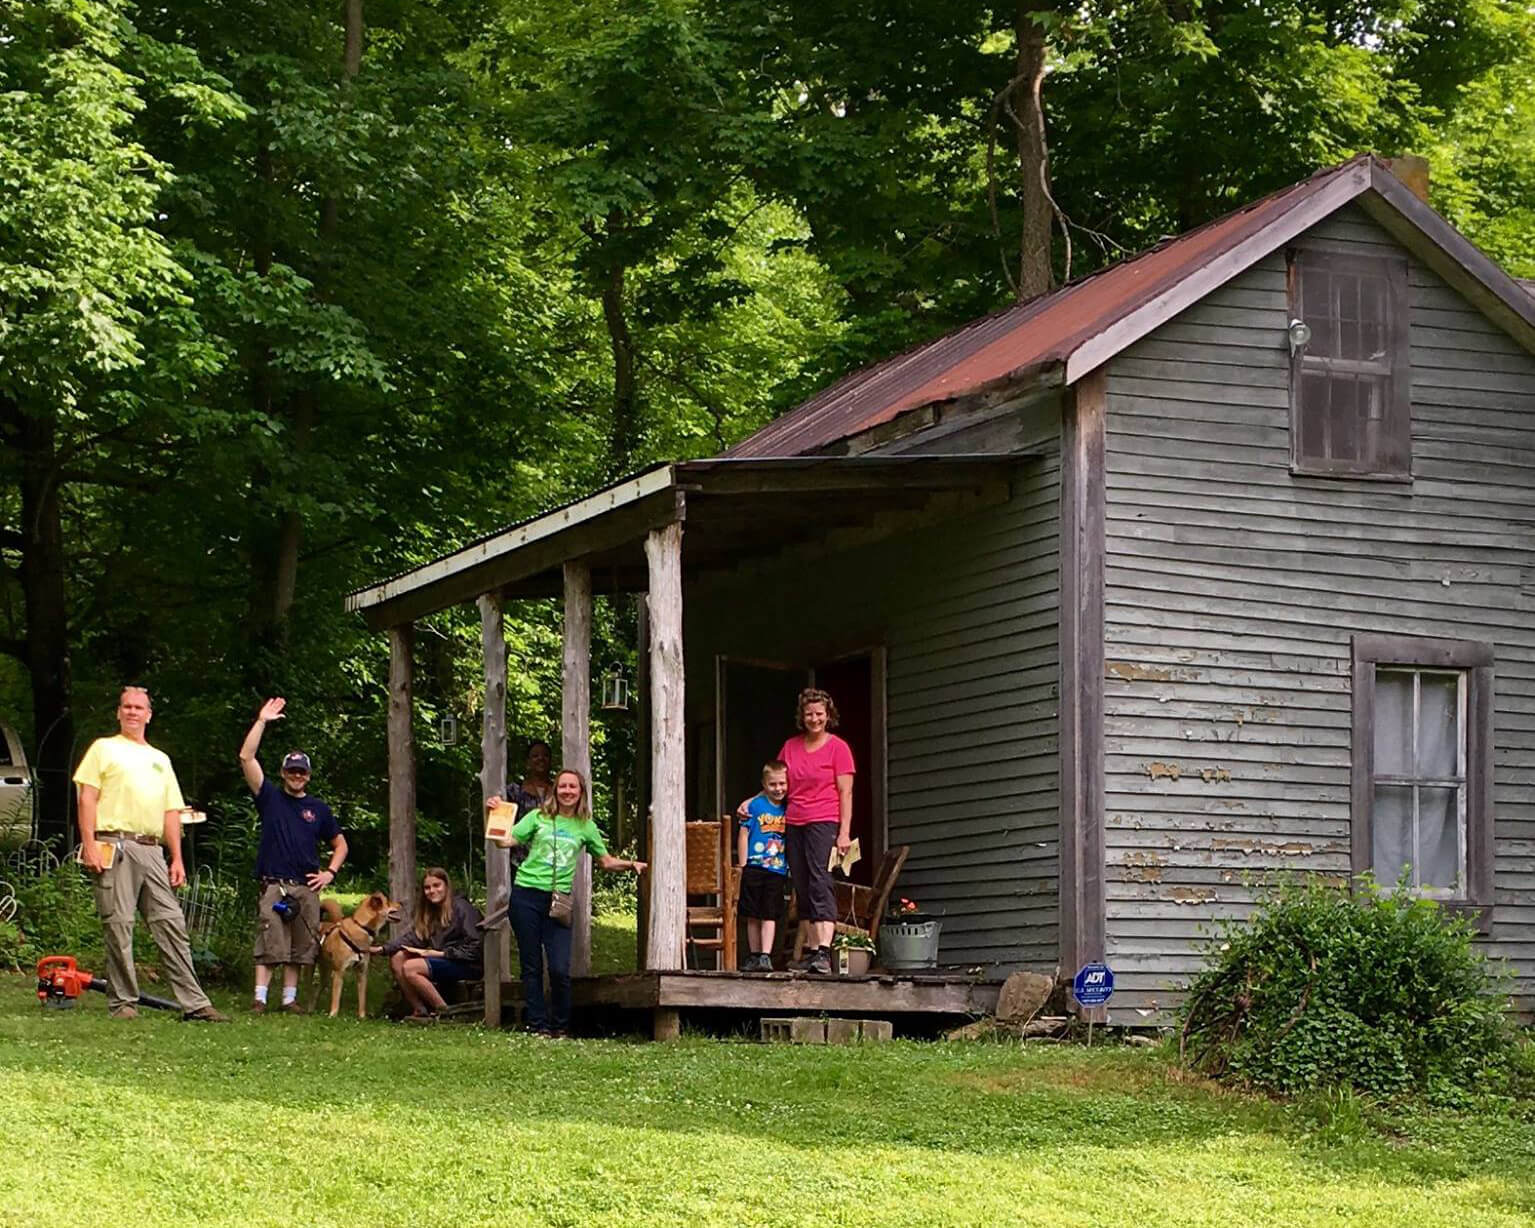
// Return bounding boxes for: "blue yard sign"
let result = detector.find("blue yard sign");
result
[1072,962,1115,1008]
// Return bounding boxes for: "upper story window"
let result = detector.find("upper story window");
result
[1288,246,1411,479]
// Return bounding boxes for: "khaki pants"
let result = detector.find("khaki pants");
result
[92,839,212,1013]
[254,881,321,965]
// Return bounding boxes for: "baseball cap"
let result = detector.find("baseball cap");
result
[281,751,312,773]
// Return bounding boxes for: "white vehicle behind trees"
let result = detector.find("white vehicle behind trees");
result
[0,722,34,847]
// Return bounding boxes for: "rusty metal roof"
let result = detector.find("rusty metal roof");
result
[729,157,1383,459]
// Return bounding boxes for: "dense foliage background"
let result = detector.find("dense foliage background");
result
[3,0,1532,886]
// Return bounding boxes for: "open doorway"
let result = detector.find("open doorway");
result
[714,650,885,886]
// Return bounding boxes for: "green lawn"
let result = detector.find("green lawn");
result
[1,974,1533,1228]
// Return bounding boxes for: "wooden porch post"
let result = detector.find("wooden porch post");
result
[563,562,594,977]
[634,595,651,971]
[644,522,685,1016]
[387,624,418,915]
[479,594,509,1028]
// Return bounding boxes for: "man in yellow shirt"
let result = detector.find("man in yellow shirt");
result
[74,687,228,1021]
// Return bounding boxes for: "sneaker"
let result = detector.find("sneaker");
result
[751,954,775,973]
[805,948,834,977]
[109,1005,139,1021]
[280,1001,307,1015]
[249,999,266,1015]
[786,952,813,973]
[182,1005,232,1023]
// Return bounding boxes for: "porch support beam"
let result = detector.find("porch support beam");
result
[387,624,418,916]
[644,518,686,974]
[1059,370,1106,989]
[635,595,651,970]
[479,594,509,1027]
[563,561,594,976]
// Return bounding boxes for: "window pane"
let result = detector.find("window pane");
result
[1419,674,1461,779]
[1417,786,1462,892]
[1374,671,1413,777]
[1332,375,1359,461]
[1361,276,1388,362]
[1372,784,1413,887]
[1337,273,1360,360]
[1298,373,1331,461]
[1304,265,1334,354]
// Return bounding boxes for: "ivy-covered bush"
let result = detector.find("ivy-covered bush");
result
[1179,878,1517,1104]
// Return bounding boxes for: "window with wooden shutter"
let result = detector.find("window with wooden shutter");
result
[1288,247,1411,478]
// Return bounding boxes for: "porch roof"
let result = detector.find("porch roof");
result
[345,454,1024,629]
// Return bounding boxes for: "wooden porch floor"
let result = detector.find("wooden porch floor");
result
[493,969,1001,1032]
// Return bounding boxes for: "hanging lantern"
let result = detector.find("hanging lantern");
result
[440,715,459,746]
[601,667,630,711]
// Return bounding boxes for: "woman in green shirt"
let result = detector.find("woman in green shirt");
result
[491,768,644,1036]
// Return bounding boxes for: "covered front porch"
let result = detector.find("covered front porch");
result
[345,454,1051,1037]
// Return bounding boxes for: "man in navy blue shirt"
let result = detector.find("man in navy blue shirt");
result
[239,697,347,1014]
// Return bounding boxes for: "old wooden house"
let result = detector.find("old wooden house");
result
[348,154,1535,1029]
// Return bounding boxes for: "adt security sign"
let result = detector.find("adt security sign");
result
[1072,962,1115,1008]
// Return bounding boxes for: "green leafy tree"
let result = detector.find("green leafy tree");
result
[0,0,242,840]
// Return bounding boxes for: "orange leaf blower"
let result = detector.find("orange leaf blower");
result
[36,956,179,1012]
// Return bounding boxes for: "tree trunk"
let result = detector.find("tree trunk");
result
[1013,0,1055,301]
[599,213,638,475]
[245,4,363,652]
[14,401,74,847]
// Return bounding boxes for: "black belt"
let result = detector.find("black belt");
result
[96,831,160,846]
[261,877,314,886]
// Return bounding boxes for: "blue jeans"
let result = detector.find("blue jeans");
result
[510,885,572,1031]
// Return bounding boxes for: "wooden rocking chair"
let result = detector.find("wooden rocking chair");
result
[683,818,738,971]
[790,844,910,962]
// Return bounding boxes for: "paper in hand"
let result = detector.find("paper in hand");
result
[827,837,862,876]
[485,799,519,846]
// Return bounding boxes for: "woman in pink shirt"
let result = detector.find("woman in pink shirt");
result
[777,687,855,976]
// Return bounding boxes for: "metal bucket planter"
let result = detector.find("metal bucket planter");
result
[879,918,941,970]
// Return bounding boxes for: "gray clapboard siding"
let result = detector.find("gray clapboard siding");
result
[1100,203,1535,1020]
[684,406,1064,972]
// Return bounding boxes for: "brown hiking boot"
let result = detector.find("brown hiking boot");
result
[182,1005,231,1023]
[280,1001,307,1015]
[250,999,266,1015]
[109,1005,139,1020]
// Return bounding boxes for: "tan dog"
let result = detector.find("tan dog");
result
[312,891,402,1018]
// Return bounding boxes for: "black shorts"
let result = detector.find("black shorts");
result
[738,866,788,921]
[786,822,838,923]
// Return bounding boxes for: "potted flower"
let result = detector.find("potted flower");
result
[880,897,942,970]
[831,930,876,976]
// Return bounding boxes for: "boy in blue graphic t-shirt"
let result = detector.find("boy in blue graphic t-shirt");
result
[737,760,789,972]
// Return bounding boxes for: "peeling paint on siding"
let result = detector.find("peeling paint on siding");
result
[1107,661,1179,682]
[1209,837,1343,857]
